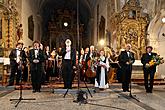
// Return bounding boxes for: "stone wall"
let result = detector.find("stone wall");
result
[148,9,165,78]
[93,0,108,48]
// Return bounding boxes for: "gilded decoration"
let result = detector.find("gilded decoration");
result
[0,0,19,57]
[114,0,149,59]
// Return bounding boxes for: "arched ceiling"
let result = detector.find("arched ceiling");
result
[33,0,97,39]
[34,0,97,27]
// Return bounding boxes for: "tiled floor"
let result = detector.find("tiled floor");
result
[0,83,165,110]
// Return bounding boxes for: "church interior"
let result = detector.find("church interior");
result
[0,0,165,110]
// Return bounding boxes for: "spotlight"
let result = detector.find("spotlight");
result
[99,39,105,46]
[64,22,68,27]
[162,17,165,23]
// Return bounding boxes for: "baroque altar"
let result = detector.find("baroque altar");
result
[116,0,149,59]
[108,0,152,79]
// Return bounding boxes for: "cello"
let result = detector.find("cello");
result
[86,58,96,78]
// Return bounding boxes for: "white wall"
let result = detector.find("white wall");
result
[21,0,41,47]
[93,0,108,47]
[148,9,165,78]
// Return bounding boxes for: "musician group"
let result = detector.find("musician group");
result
[7,39,164,94]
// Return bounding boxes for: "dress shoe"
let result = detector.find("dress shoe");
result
[15,83,20,85]
[6,84,14,87]
[146,89,151,93]
[148,90,152,93]
[32,90,36,93]
[37,90,41,92]
[123,90,127,92]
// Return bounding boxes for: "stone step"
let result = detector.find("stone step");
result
[132,81,165,85]
[14,83,94,90]
[131,78,164,82]
[131,77,165,85]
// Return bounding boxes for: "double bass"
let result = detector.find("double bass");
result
[81,60,86,76]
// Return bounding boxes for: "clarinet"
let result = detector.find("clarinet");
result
[17,48,22,70]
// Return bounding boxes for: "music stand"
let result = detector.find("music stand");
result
[109,62,121,68]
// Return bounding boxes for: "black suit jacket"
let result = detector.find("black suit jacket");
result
[141,52,157,73]
[61,47,76,66]
[9,49,27,66]
[28,49,45,72]
[29,49,45,63]
[118,50,135,82]
[118,50,135,68]
[45,51,50,60]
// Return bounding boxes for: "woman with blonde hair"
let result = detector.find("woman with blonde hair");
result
[95,49,109,90]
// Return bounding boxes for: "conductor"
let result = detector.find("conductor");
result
[61,39,76,89]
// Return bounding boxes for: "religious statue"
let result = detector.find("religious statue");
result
[17,24,23,40]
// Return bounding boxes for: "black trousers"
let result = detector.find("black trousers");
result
[9,64,21,85]
[121,65,132,91]
[144,69,155,92]
[62,60,73,89]
[31,65,42,91]
[23,65,28,82]
[45,68,51,81]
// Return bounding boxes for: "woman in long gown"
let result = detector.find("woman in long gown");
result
[95,49,110,89]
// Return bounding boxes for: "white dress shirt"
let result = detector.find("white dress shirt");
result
[16,48,21,63]
[34,49,39,58]
[83,54,87,61]
[46,51,49,56]
[127,51,130,57]
[64,46,71,60]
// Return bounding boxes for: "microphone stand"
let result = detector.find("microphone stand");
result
[64,0,92,104]
[10,49,35,107]
[128,53,140,102]
[129,77,140,102]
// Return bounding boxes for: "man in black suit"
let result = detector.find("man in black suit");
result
[118,44,135,92]
[29,41,45,92]
[61,39,76,89]
[8,40,26,86]
[141,46,157,93]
